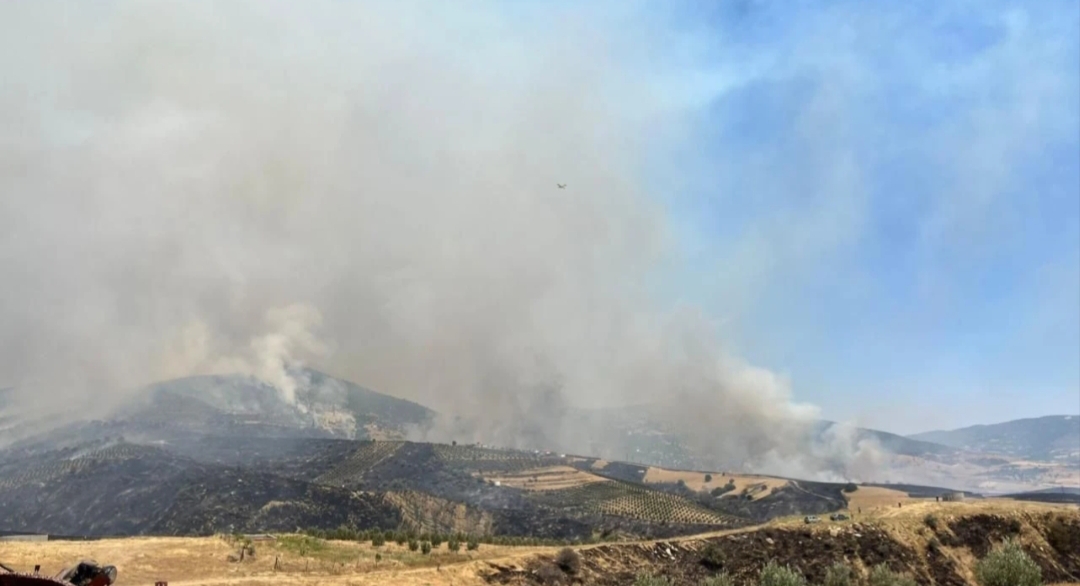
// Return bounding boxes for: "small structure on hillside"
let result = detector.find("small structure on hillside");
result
[942,491,965,502]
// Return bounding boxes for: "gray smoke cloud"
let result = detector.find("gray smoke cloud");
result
[1,1,867,476]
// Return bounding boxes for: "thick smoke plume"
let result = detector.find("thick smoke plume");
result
[1,1,869,476]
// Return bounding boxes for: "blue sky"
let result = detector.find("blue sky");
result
[652,0,1079,433]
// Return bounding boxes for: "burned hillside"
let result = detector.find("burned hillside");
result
[484,511,1080,586]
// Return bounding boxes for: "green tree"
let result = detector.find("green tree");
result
[448,538,461,552]
[420,541,432,555]
[868,564,917,586]
[634,573,673,586]
[758,561,807,586]
[407,539,419,552]
[975,538,1042,586]
[823,562,854,586]
[700,573,734,586]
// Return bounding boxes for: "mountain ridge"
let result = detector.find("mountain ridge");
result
[908,414,1080,463]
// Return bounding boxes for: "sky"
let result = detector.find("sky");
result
[662,0,1080,433]
[0,0,1077,446]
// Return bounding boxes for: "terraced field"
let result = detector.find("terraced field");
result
[316,440,403,486]
[0,442,170,490]
[482,466,609,491]
[531,480,742,526]
[434,445,563,473]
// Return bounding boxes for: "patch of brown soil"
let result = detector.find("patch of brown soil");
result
[642,468,787,499]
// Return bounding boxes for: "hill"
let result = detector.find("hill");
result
[0,434,856,541]
[910,415,1080,463]
[0,501,1076,586]
[2,369,434,455]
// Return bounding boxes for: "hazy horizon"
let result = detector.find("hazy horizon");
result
[1,0,1077,466]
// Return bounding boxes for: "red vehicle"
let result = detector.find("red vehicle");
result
[0,560,117,586]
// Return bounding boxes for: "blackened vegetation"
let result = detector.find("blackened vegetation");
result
[0,441,400,536]
[1028,513,1080,582]
[149,469,400,535]
[947,514,1024,557]
[484,513,1080,586]
[485,525,928,586]
[168,435,363,480]
[944,513,1080,584]
[580,461,648,483]
[697,481,846,522]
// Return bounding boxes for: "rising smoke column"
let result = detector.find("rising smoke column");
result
[0,0,867,474]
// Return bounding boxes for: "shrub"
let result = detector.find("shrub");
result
[394,532,407,546]
[634,573,674,586]
[536,563,565,585]
[975,538,1042,586]
[431,534,444,547]
[758,561,807,586]
[704,474,713,483]
[823,562,854,586]
[928,537,942,554]
[407,539,419,551]
[371,532,386,547]
[924,514,939,530]
[555,548,581,574]
[711,481,736,497]
[842,482,858,493]
[700,573,734,586]
[420,541,432,555]
[466,537,479,551]
[868,564,917,586]
[448,538,462,552]
[700,542,725,569]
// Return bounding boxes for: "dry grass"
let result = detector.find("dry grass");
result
[642,467,788,499]
[0,535,559,586]
[3,500,1074,586]
[843,486,919,512]
[482,466,609,491]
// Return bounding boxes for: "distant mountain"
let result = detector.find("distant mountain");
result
[814,421,959,459]
[909,415,1080,463]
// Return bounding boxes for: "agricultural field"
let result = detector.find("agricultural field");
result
[315,440,403,486]
[0,442,170,490]
[641,467,789,500]
[530,480,743,527]
[481,466,609,491]
[433,444,564,473]
[843,485,920,512]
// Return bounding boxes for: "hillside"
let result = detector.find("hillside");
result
[2,370,435,456]
[0,434,855,540]
[910,415,1080,463]
[0,501,1076,586]
[486,502,1080,586]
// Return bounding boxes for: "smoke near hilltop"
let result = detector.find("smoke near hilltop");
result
[0,1,883,477]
